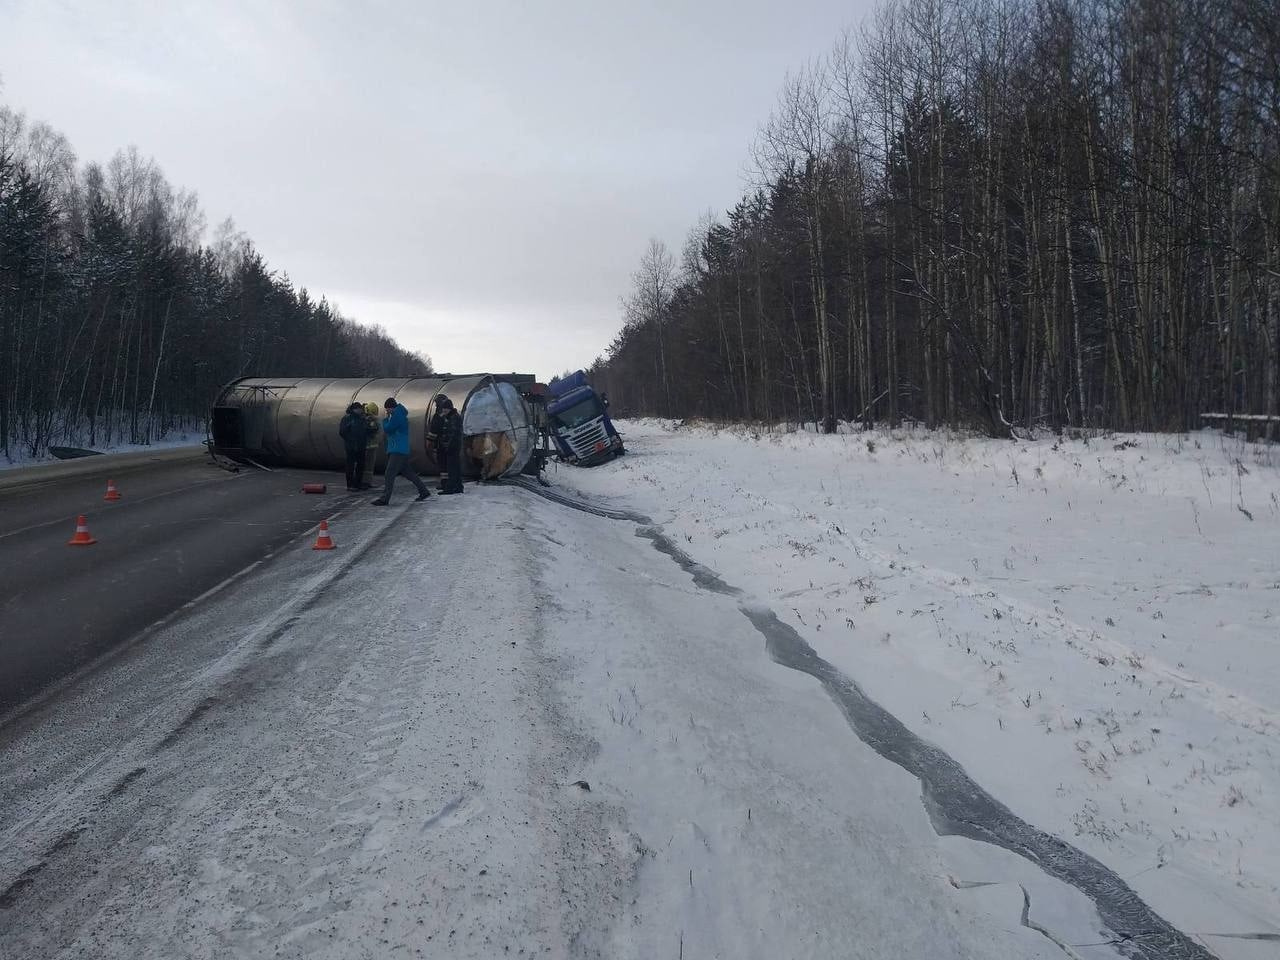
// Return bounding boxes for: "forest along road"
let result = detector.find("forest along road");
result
[0,449,360,714]
[0,484,1067,960]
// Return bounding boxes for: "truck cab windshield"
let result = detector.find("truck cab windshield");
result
[552,396,603,430]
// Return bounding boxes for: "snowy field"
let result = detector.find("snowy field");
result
[549,419,1280,955]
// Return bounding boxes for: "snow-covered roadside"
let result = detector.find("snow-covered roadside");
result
[550,420,1280,955]
[0,485,1050,958]
[0,431,204,470]
[525,493,1083,959]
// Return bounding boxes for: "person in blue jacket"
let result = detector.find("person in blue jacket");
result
[371,397,430,505]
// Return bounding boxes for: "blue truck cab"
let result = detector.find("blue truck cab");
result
[546,371,624,466]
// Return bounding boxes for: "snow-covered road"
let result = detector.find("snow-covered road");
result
[0,482,1073,958]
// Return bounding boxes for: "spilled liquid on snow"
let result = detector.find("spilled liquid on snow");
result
[635,527,740,596]
[740,605,1211,960]
[511,479,1216,960]
[500,477,651,524]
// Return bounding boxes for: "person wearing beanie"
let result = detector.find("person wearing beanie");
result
[338,401,375,491]
[426,394,465,494]
[371,397,430,505]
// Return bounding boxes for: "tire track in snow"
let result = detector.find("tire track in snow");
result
[505,479,1218,960]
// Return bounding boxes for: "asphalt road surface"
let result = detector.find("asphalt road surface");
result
[0,482,1060,960]
[0,449,364,715]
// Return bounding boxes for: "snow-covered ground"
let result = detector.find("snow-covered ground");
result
[1,483,1068,959]
[4,421,1275,957]
[0,429,204,470]
[549,420,1280,955]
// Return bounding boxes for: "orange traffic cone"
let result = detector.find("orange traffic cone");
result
[104,479,122,502]
[312,519,336,551]
[67,515,98,546]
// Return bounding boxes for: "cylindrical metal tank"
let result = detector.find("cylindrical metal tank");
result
[211,375,538,477]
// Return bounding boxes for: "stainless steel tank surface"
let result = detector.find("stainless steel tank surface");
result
[211,375,535,476]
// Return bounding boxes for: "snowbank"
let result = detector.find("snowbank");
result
[0,430,205,471]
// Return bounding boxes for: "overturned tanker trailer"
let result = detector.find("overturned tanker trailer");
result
[210,375,543,478]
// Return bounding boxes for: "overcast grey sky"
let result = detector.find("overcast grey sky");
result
[1,0,872,379]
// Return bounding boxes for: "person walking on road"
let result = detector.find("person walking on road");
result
[372,397,430,505]
[361,401,381,488]
[427,395,465,495]
[339,402,375,490]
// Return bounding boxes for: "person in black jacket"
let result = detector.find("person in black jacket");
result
[338,402,374,490]
[426,395,464,494]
